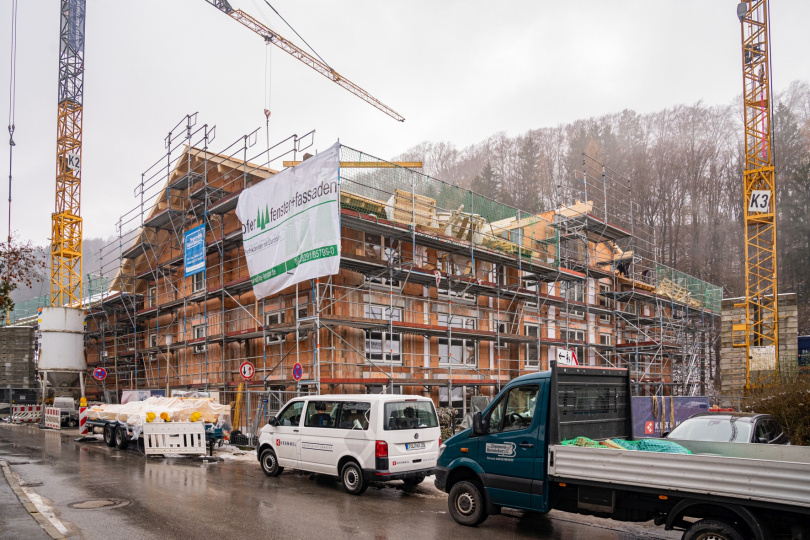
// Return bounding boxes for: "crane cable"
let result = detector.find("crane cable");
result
[263,0,333,71]
[6,0,18,323]
[264,38,271,159]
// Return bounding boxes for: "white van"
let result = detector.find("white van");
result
[256,394,441,495]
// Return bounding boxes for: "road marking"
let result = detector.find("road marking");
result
[1,459,66,539]
[18,480,71,536]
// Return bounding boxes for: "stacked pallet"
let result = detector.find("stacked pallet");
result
[340,192,387,219]
[386,190,439,230]
[438,205,485,243]
[656,278,692,305]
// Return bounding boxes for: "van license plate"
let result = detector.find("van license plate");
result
[405,442,425,450]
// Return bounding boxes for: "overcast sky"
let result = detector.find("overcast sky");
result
[0,0,809,247]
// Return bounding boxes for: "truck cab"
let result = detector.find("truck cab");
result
[435,371,553,525]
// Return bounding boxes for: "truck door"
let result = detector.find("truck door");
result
[477,384,542,510]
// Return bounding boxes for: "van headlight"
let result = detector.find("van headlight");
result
[438,443,446,459]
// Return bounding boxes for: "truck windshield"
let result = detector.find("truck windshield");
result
[384,401,438,430]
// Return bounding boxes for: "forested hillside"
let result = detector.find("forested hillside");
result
[395,81,810,331]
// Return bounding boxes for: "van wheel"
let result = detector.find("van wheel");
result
[448,480,488,526]
[682,519,744,540]
[103,425,116,447]
[260,448,283,477]
[115,426,130,450]
[341,461,368,495]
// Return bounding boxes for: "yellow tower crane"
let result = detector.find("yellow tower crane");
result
[736,0,779,388]
[51,0,87,307]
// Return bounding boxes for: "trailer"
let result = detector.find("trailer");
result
[86,417,225,456]
[83,396,231,456]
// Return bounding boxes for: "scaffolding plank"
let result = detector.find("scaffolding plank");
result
[121,240,156,260]
[169,171,205,191]
[144,207,186,230]
[208,190,242,215]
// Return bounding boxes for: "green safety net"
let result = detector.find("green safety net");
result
[337,145,559,267]
[561,436,692,455]
[655,264,722,314]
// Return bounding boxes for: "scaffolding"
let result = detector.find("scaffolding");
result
[84,117,721,426]
[552,155,721,396]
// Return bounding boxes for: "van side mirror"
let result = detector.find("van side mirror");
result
[267,416,278,427]
[472,412,487,436]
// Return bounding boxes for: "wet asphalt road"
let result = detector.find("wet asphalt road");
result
[0,424,679,540]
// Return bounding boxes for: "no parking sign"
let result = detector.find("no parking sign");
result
[92,367,107,381]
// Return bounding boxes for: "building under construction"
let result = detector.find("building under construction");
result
[84,116,721,417]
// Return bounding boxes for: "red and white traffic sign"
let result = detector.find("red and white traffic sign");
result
[292,362,303,381]
[240,360,255,380]
[92,367,107,381]
[556,347,579,366]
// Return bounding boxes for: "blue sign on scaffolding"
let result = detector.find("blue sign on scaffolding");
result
[184,224,206,278]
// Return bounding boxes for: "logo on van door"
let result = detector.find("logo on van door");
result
[485,442,516,459]
[302,442,333,452]
[276,439,296,447]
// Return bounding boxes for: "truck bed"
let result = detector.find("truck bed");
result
[548,441,810,511]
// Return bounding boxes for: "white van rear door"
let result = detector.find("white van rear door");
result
[381,399,441,474]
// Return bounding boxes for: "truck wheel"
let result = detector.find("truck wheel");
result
[341,461,368,495]
[448,480,488,526]
[683,519,744,540]
[103,425,116,447]
[260,448,283,477]
[115,427,130,450]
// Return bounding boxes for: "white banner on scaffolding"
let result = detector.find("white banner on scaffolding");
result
[236,142,341,299]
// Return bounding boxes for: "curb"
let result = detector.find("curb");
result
[0,459,66,539]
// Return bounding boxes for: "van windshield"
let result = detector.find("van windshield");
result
[384,401,438,430]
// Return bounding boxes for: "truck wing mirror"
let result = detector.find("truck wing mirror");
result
[267,416,279,427]
[472,412,486,436]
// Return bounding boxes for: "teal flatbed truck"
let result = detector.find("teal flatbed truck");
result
[435,363,810,539]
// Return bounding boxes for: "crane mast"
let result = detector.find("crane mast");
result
[738,0,778,387]
[51,0,86,307]
[203,0,404,122]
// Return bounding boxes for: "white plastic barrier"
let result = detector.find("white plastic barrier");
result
[43,407,61,430]
[143,422,206,457]
[10,405,42,424]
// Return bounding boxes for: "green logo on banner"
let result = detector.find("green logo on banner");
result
[256,205,271,229]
